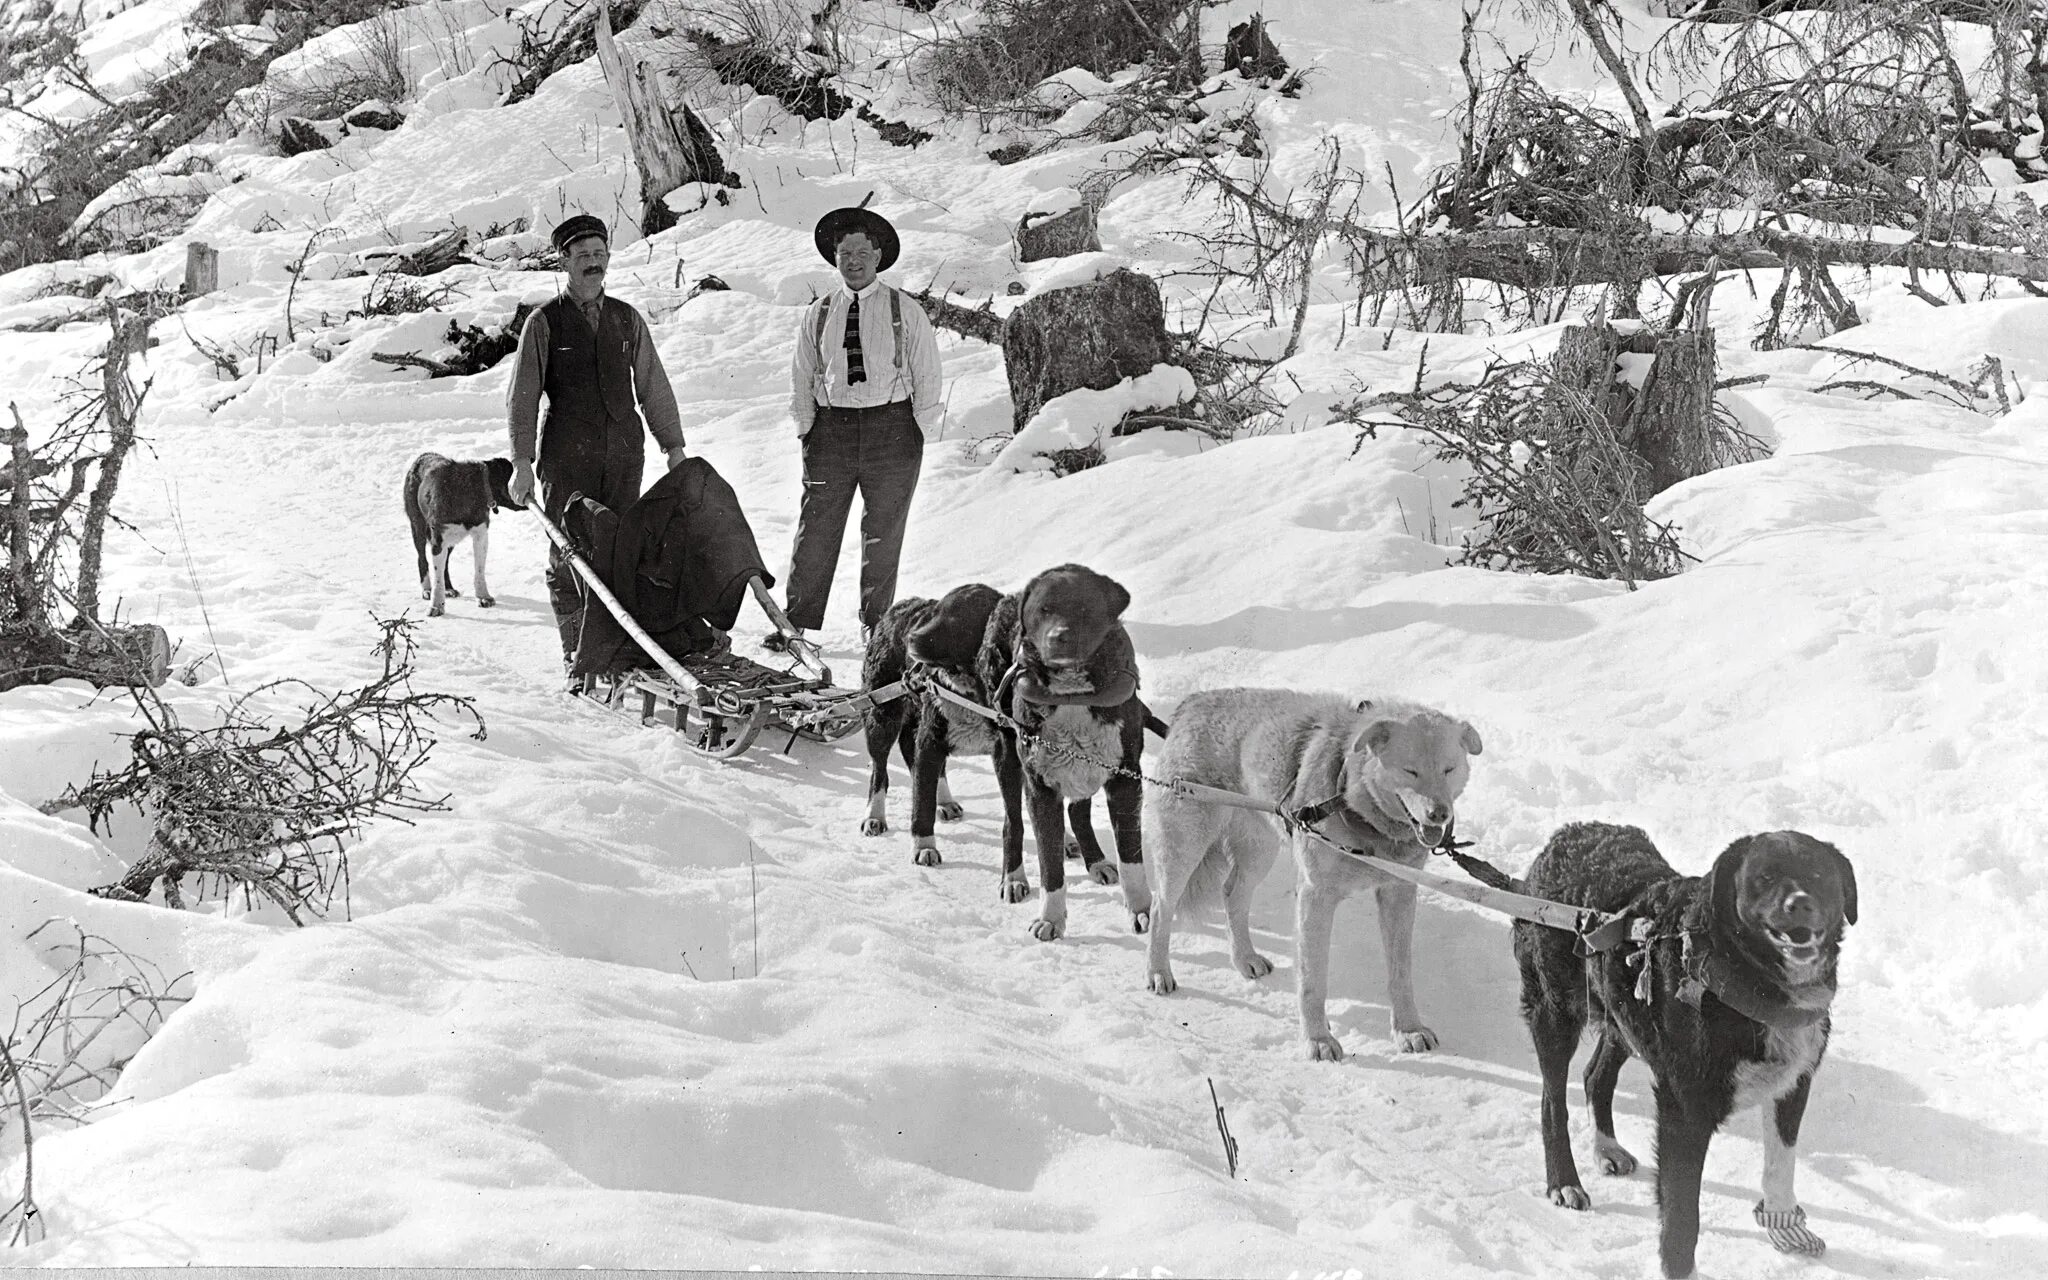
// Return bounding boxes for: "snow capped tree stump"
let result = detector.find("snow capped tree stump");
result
[1001,268,1171,432]
[1544,321,1720,497]
[343,100,405,132]
[277,117,334,156]
[1015,196,1101,262]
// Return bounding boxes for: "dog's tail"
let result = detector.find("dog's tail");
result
[402,455,433,585]
[1144,713,1170,739]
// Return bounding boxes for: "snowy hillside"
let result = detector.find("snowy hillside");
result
[2,0,2046,1275]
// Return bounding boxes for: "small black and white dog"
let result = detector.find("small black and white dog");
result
[1513,822,1857,1279]
[402,453,523,616]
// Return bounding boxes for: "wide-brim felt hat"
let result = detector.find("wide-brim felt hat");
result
[551,213,609,254]
[814,207,899,271]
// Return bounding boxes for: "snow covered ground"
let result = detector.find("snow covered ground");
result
[2,0,2046,1274]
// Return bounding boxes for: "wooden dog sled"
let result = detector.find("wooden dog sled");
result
[534,508,899,759]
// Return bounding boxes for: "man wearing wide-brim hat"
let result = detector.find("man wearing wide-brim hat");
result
[507,213,690,668]
[777,205,944,645]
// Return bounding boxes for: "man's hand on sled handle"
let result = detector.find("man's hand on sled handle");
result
[664,444,688,472]
[510,457,535,506]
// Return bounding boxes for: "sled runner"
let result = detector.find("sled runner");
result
[531,460,900,760]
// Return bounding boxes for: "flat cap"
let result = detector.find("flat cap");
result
[551,213,609,254]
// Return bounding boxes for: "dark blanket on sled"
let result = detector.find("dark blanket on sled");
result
[562,456,774,677]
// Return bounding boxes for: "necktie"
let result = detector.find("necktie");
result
[844,295,866,385]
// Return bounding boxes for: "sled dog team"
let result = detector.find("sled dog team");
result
[396,211,1857,1280]
[867,561,1857,1280]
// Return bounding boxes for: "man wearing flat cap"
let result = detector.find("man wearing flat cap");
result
[779,206,944,645]
[507,213,690,667]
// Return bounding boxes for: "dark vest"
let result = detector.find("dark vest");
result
[540,295,641,454]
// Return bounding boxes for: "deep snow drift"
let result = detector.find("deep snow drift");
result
[1,0,2045,1275]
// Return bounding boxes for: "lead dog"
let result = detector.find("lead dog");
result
[1513,822,1856,1279]
[981,564,1156,942]
[1144,689,1482,1059]
[403,453,523,616]
[860,583,1004,861]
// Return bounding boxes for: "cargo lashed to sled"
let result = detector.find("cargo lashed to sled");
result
[533,456,897,759]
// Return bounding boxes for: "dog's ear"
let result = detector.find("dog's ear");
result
[1458,718,1483,756]
[1354,697,1375,713]
[1823,841,1858,927]
[1705,836,1754,932]
[486,457,524,510]
[1093,570,1131,619]
[1350,718,1397,756]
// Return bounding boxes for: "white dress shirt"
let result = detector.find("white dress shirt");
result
[789,279,944,438]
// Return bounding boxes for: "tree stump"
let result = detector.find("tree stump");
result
[0,622,170,693]
[1620,327,1717,495]
[1001,268,1171,432]
[1224,14,1288,80]
[1542,321,1720,497]
[1544,323,1628,432]
[277,116,334,156]
[343,101,405,132]
[594,0,730,237]
[183,242,218,297]
[1015,199,1101,262]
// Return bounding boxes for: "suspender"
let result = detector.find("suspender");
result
[812,286,906,389]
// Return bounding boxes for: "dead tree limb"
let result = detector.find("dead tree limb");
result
[906,288,1009,344]
[48,617,483,923]
[370,351,462,376]
[1560,0,1664,187]
[72,300,150,625]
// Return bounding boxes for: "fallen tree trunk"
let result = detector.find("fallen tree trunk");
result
[1357,223,2048,290]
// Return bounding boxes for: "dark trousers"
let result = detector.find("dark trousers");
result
[539,416,644,662]
[786,400,923,632]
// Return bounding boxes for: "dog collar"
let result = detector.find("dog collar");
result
[1679,943,1834,1030]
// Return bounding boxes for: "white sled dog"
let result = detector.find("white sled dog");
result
[1145,688,1482,1060]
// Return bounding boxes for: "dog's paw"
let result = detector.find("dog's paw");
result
[1549,1185,1592,1211]
[912,844,942,868]
[477,595,495,608]
[999,875,1033,904]
[1594,1134,1638,1177]
[1146,967,1176,994]
[1305,1033,1346,1062]
[1394,1025,1439,1053]
[428,603,446,617]
[860,816,888,837]
[446,585,461,597]
[1029,917,1065,942]
[1087,860,1119,886]
[936,800,964,823]
[1063,837,1082,861]
[1754,1203,1826,1256]
[1129,908,1151,935]
[1235,952,1274,980]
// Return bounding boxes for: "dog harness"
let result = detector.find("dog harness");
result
[812,286,907,396]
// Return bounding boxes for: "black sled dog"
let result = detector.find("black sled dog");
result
[1512,821,1856,1279]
